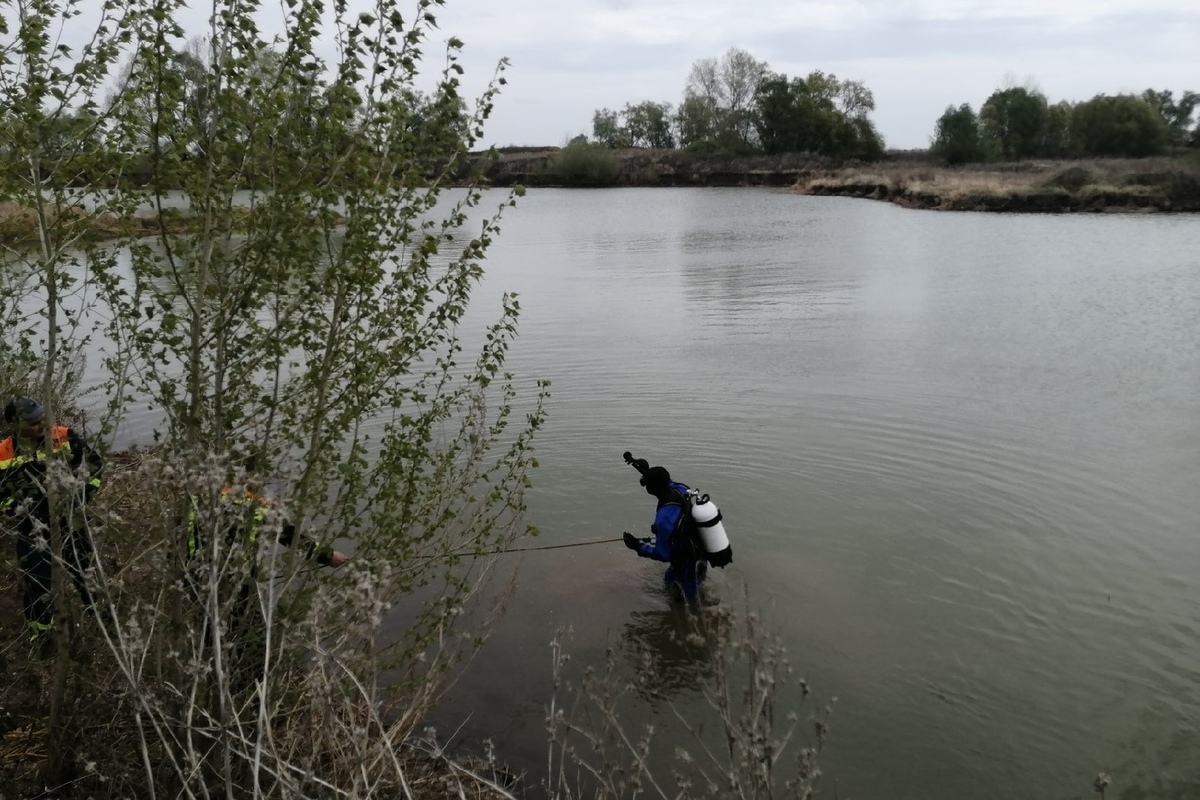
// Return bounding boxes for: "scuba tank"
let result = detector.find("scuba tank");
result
[624,451,733,568]
[687,490,732,568]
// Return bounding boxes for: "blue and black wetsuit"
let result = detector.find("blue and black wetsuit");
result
[634,481,707,600]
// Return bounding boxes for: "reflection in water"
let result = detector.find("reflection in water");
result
[620,602,733,701]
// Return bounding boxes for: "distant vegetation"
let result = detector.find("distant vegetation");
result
[930,86,1197,164]
[587,47,885,161]
[548,136,623,185]
[586,49,1198,168]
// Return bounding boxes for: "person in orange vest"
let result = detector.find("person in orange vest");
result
[0,397,104,647]
[183,452,346,692]
[184,453,347,569]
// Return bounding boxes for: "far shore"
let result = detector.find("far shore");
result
[0,200,232,248]
[3,153,1197,248]
[0,201,347,248]
[792,156,1200,213]
[479,147,1200,213]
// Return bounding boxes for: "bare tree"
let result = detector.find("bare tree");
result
[681,47,769,149]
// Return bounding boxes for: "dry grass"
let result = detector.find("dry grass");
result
[795,156,1200,212]
[0,201,192,247]
[0,446,524,798]
[0,202,349,248]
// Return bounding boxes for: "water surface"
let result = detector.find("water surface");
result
[421,188,1200,800]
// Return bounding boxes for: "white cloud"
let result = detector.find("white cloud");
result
[426,0,1199,147]
[893,0,1197,23]
[25,0,1199,150]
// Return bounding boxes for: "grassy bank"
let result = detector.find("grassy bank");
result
[11,156,1191,252]
[0,202,349,248]
[0,449,515,798]
[795,156,1200,213]
[0,201,203,247]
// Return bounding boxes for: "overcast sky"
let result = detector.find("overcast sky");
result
[425,0,1199,150]
[58,0,1197,150]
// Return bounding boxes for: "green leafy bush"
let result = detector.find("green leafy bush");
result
[548,140,622,186]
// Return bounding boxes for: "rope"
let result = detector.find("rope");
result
[272,535,624,582]
[421,535,624,559]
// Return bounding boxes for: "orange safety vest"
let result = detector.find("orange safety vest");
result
[0,426,71,465]
[0,427,77,510]
[186,486,272,557]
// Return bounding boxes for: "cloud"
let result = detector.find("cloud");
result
[39,0,1197,150]
[430,0,1198,148]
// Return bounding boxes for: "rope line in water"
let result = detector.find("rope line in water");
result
[427,535,624,558]
[275,536,623,581]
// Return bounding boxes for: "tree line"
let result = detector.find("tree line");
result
[930,85,1199,164]
[586,46,885,161]
[583,47,1198,165]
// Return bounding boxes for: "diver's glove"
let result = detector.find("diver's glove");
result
[623,532,642,550]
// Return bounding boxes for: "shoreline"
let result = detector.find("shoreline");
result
[3,155,1197,247]
[478,148,1200,213]
[0,202,350,248]
[791,158,1200,213]
[477,148,1200,212]
[0,448,517,797]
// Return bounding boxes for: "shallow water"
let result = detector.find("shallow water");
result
[44,185,1199,799]
[416,188,1200,800]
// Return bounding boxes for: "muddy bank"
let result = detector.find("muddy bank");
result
[0,449,512,798]
[795,158,1200,213]
[478,148,1200,213]
[0,201,210,247]
[478,146,831,188]
[0,202,347,248]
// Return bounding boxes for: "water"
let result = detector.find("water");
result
[413,189,1200,800]
[34,187,1200,799]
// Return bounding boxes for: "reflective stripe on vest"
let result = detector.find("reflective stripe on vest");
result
[0,428,90,506]
[0,427,71,470]
[186,488,272,557]
[27,619,54,641]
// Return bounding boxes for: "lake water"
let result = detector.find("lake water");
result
[412,188,1200,800]
[37,186,1199,799]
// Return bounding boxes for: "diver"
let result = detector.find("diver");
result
[622,456,708,601]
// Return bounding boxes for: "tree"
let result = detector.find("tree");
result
[676,94,718,148]
[789,71,842,154]
[550,138,622,184]
[623,100,675,148]
[751,70,883,159]
[929,104,988,164]
[718,46,768,148]
[592,106,628,148]
[0,0,161,781]
[835,78,885,159]
[684,56,722,111]
[837,79,876,122]
[681,47,769,151]
[1140,88,1199,146]
[753,73,805,154]
[979,86,1050,159]
[4,0,548,794]
[1044,100,1075,157]
[1070,94,1170,157]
